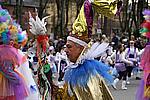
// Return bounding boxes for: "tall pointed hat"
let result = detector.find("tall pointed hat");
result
[67,0,120,47]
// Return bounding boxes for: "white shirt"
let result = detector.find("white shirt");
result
[111,51,132,64]
[125,47,139,58]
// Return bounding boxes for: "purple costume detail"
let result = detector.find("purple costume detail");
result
[84,0,93,38]
[0,45,29,100]
[142,9,150,16]
[136,44,150,100]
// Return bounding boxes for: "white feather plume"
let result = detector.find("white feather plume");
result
[86,42,100,55]
[28,11,50,35]
[84,42,109,59]
[42,16,50,26]
[29,12,37,35]
[91,42,109,58]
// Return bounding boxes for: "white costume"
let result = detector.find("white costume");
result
[17,49,40,100]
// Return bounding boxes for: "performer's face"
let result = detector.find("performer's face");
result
[65,40,84,63]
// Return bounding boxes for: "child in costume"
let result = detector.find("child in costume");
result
[136,9,150,100]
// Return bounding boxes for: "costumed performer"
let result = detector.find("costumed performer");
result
[53,0,122,99]
[136,9,150,100]
[0,6,29,100]
[28,10,54,100]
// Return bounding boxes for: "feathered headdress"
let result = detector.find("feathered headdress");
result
[29,10,50,53]
[0,6,27,44]
[29,11,49,35]
[139,9,150,38]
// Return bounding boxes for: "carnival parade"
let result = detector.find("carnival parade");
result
[0,0,150,100]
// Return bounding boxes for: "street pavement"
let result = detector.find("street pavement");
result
[109,77,141,100]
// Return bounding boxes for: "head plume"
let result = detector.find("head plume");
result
[29,10,50,35]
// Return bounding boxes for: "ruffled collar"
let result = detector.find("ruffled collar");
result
[68,59,85,69]
[67,41,109,69]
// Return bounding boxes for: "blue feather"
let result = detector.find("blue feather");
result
[64,60,113,87]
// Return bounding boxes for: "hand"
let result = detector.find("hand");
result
[129,61,134,66]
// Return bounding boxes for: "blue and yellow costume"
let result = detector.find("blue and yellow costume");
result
[53,0,120,99]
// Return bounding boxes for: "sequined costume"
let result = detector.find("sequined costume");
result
[63,60,114,100]
[52,0,119,99]
[53,60,114,100]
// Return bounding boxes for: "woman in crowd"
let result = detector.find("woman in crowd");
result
[111,43,133,90]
